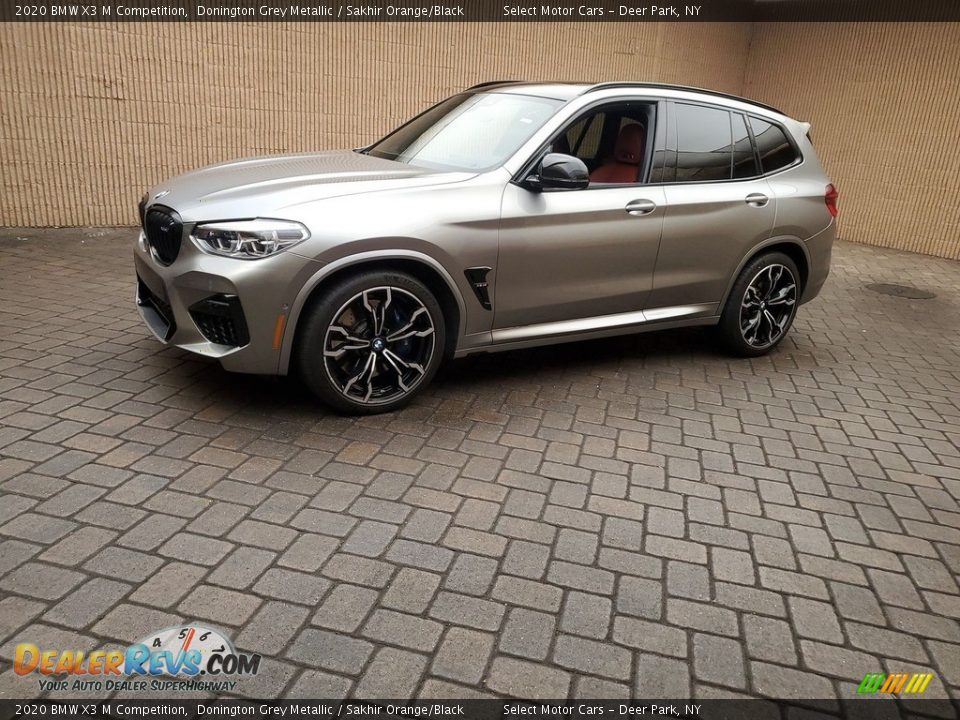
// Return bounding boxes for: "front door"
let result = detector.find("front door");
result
[493,100,666,335]
[495,184,666,331]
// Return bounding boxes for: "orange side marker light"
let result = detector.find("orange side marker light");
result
[272,314,287,350]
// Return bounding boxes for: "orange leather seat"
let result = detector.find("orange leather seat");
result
[590,123,645,183]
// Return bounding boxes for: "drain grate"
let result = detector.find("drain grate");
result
[865,283,936,300]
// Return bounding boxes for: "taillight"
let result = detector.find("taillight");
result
[825,183,839,217]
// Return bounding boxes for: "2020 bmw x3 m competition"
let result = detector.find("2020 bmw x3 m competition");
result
[135,81,837,415]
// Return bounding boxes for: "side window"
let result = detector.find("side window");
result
[550,113,604,167]
[574,114,604,163]
[592,107,650,183]
[543,102,655,184]
[732,113,759,179]
[674,103,733,182]
[749,117,798,174]
[551,113,604,164]
[553,116,580,156]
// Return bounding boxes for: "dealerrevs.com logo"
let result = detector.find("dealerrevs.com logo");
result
[15,624,261,694]
[857,672,934,695]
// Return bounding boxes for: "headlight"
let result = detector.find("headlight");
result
[191,219,309,259]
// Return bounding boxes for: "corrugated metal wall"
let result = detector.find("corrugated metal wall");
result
[743,23,960,260]
[2,21,959,260]
[0,22,750,227]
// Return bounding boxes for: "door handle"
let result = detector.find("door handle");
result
[745,193,769,208]
[625,199,657,216]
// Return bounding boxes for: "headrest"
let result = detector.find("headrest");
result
[614,123,645,164]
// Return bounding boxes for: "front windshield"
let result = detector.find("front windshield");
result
[365,92,563,172]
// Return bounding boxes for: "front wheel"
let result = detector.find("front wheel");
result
[718,252,800,357]
[297,271,445,415]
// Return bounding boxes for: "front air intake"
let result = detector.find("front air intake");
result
[189,295,250,348]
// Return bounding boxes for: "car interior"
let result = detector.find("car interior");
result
[548,102,656,185]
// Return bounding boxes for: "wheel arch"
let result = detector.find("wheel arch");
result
[279,250,466,375]
[719,236,810,310]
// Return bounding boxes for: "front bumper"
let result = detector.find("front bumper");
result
[133,226,320,375]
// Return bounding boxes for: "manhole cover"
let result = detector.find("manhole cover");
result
[865,283,936,299]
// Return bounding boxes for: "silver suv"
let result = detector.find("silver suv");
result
[135,81,836,414]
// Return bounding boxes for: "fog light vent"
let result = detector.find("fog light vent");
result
[189,295,250,347]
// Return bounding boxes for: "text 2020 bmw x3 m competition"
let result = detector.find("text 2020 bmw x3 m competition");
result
[134,81,837,415]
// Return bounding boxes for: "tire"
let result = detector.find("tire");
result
[718,251,801,357]
[296,270,446,415]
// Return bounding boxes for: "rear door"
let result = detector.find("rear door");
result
[647,102,775,313]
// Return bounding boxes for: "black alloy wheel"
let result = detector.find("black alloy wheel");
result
[298,271,446,414]
[718,251,801,357]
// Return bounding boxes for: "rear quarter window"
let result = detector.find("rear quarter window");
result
[749,117,799,174]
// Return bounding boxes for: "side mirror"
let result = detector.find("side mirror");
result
[526,153,590,191]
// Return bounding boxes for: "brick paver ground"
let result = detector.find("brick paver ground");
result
[0,228,959,704]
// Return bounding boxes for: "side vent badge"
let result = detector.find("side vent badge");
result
[464,267,493,311]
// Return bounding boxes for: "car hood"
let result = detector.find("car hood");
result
[146,150,474,221]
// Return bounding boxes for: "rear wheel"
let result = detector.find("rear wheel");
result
[297,271,445,414]
[718,252,800,357]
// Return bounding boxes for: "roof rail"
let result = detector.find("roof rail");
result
[583,82,785,116]
[465,80,526,91]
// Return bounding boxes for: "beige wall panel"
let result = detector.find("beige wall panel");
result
[2,21,959,259]
[744,23,960,260]
[0,22,750,227]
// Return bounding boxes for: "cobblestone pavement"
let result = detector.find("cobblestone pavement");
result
[1,228,959,707]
